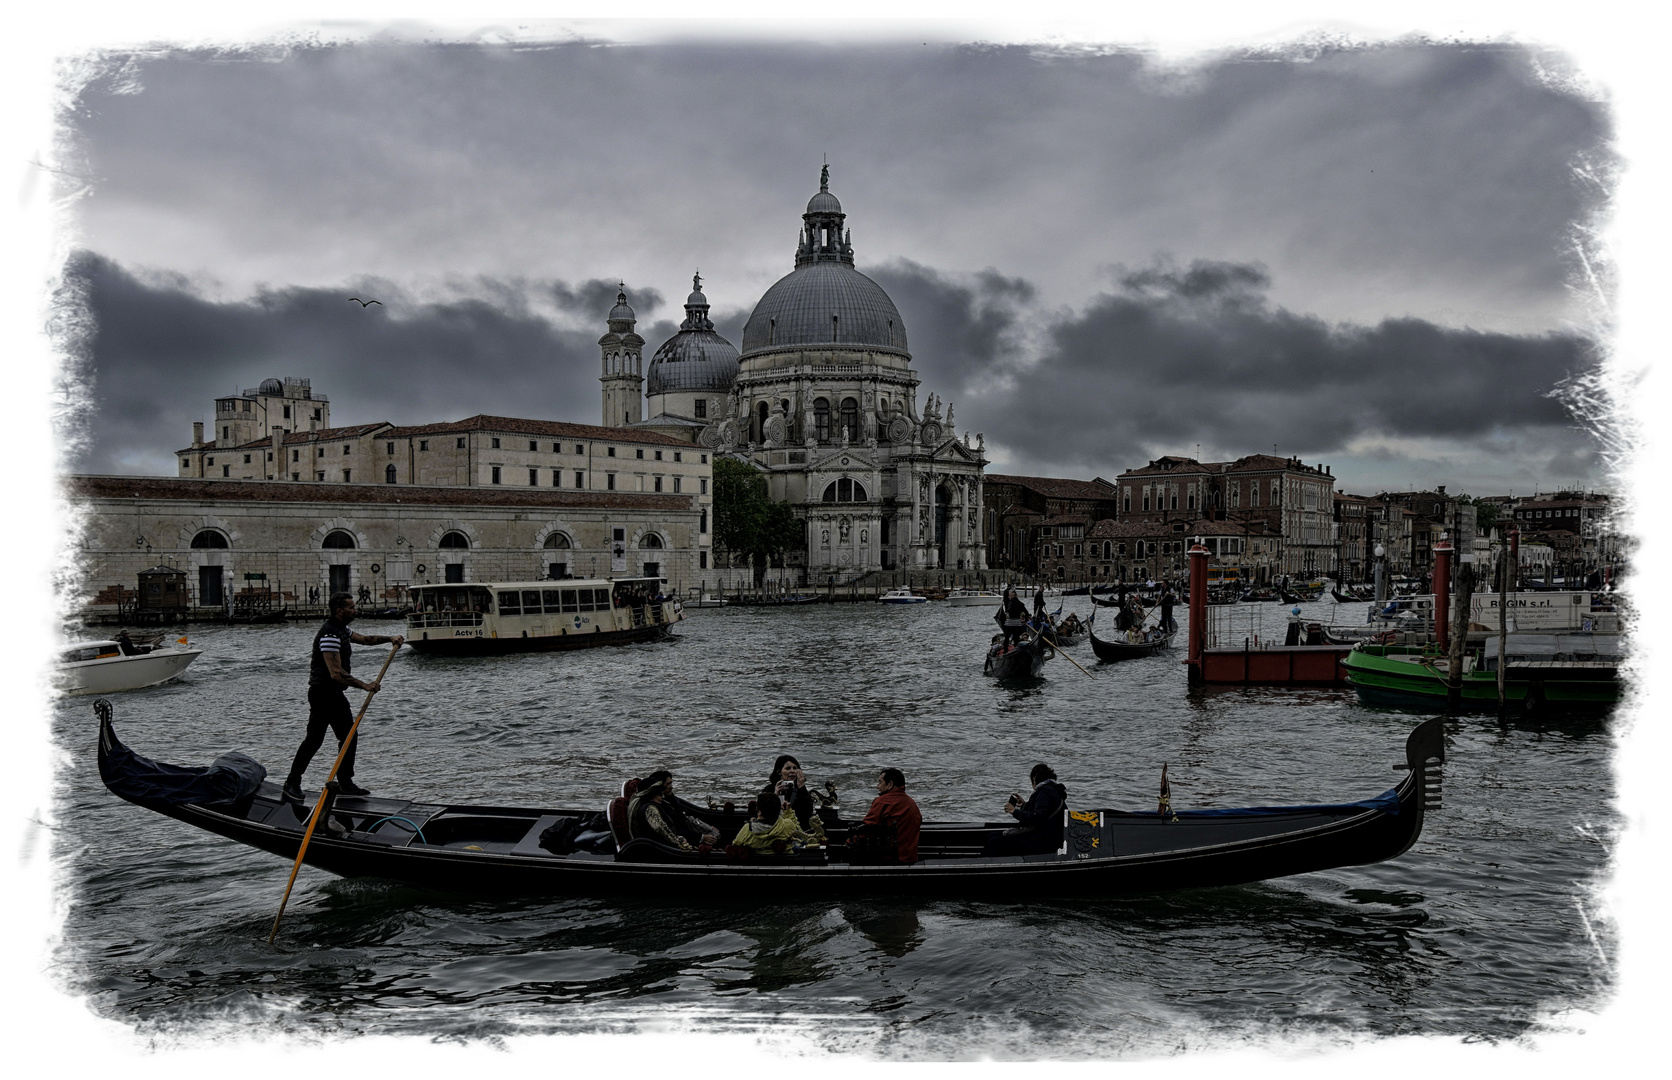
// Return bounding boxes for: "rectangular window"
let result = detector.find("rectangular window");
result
[222,465,230,477]
[206,456,214,465]
[283,405,291,419]
[222,426,229,440]
[243,454,251,464]
[342,469,352,482]
[552,470,561,487]
[700,509,708,533]
[242,399,250,412]
[529,468,538,486]
[547,562,567,580]
[674,451,682,462]
[1075,544,1083,556]
[636,448,645,459]
[343,444,351,454]
[700,551,708,569]
[654,476,663,492]
[654,450,663,460]
[387,442,395,454]
[701,454,708,464]
[575,444,584,454]
[607,473,616,490]
[1142,494,1149,511]
[559,589,579,614]
[292,473,299,481]
[497,591,521,615]
[673,477,682,493]
[419,440,429,451]
[700,478,708,495]
[695,399,707,418]
[316,471,325,481]
[529,440,538,452]
[266,452,273,461]
[492,437,501,448]
[312,408,321,421]
[1170,494,1178,510]
[491,466,502,484]
[608,447,616,457]
[457,437,467,448]
[317,448,325,458]
[575,471,585,487]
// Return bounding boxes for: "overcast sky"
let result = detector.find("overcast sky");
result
[56,31,1614,496]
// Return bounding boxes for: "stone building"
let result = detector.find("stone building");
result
[600,167,988,575]
[206,377,331,446]
[1509,491,1616,581]
[70,475,705,615]
[1114,454,1338,580]
[1078,519,1277,584]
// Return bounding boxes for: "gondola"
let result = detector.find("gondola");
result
[1331,588,1371,604]
[983,631,1052,678]
[1088,611,1175,661]
[1042,623,1089,648]
[93,701,1443,899]
[1089,592,1124,608]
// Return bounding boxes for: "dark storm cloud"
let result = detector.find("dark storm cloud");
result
[876,257,1599,479]
[61,252,660,473]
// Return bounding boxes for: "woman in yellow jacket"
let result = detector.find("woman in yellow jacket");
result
[731,790,814,854]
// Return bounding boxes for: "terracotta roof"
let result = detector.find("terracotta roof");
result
[66,475,697,512]
[1037,514,1092,528]
[1115,456,1211,478]
[384,415,695,447]
[983,474,1117,500]
[178,415,698,455]
[1223,453,1331,476]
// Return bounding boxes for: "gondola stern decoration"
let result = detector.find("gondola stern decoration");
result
[1158,762,1179,823]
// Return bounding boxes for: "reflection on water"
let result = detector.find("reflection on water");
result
[50,601,1616,1054]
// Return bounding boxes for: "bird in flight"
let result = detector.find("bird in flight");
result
[348,297,382,307]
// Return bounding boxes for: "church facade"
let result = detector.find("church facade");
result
[602,167,988,574]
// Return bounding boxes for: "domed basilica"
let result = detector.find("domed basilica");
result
[598,166,988,574]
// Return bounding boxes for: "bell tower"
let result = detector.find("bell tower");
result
[599,285,645,428]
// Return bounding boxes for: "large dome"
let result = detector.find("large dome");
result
[647,272,741,395]
[740,262,909,357]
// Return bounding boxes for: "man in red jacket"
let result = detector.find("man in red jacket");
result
[857,767,922,864]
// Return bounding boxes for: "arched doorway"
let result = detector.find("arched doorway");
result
[934,482,953,569]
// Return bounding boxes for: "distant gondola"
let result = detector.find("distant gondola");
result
[1088,611,1174,661]
[984,631,1053,678]
[93,702,1444,899]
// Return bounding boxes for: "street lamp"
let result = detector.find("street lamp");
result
[1373,543,1387,605]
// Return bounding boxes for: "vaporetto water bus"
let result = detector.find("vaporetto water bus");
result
[404,578,681,656]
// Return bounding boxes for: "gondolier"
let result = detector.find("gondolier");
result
[282,592,404,803]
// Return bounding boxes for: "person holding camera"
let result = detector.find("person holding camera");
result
[763,754,836,843]
[983,763,1068,856]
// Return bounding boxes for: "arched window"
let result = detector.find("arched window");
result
[543,533,572,550]
[439,531,469,549]
[756,400,770,442]
[190,529,229,549]
[639,534,664,549]
[813,398,830,442]
[322,530,356,549]
[821,479,868,502]
[385,464,397,484]
[840,398,859,441]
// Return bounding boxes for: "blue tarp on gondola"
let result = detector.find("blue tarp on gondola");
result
[98,713,266,810]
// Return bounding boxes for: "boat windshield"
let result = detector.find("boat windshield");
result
[496,586,612,615]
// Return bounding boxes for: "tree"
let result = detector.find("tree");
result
[712,457,802,584]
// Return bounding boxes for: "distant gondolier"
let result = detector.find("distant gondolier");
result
[1160,590,1177,635]
[282,592,404,803]
[994,588,1029,649]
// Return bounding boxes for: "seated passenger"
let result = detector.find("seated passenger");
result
[983,763,1068,856]
[626,770,718,851]
[730,790,812,854]
[763,755,833,842]
[850,768,922,864]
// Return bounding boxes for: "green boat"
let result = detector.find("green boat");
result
[1342,633,1622,714]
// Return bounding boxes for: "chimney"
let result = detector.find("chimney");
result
[1437,485,1446,496]
[192,422,204,448]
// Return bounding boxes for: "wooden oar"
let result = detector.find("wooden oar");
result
[268,644,400,944]
[1030,618,1094,679]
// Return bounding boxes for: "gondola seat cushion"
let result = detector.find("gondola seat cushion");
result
[606,778,640,847]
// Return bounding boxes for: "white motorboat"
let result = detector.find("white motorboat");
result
[685,594,728,608]
[946,589,1001,608]
[879,588,927,604]
[57,638,204,695]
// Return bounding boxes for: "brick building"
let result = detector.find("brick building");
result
[981,474,1119,575]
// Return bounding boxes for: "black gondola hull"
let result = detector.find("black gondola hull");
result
[1089,626,1175,661]
[96,712,1442,900]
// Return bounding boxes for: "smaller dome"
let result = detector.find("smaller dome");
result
[608,286,635,323]
[259,378,284,394]
[806,189,842,215]
[687,287,708,307]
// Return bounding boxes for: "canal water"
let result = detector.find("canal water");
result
[48,597,1618,1058]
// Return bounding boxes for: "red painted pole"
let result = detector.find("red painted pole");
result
[1187,541,1208,684]
[1433,537,1453,649]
